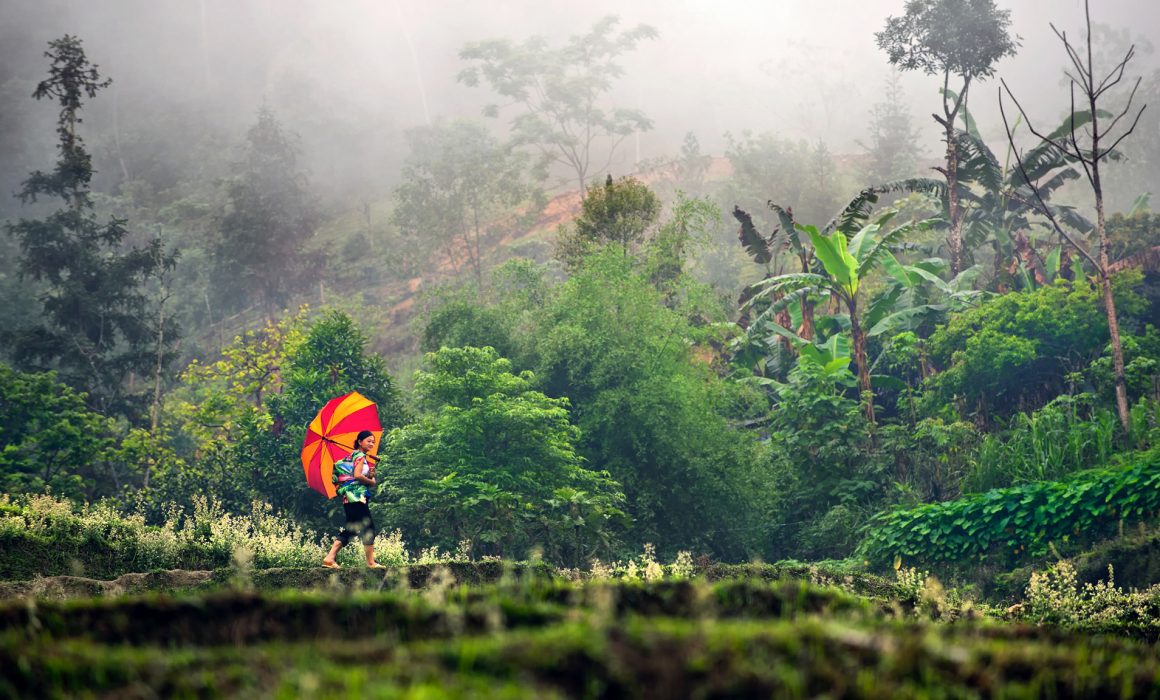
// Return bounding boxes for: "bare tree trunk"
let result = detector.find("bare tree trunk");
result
[999,0,1145,433]
[1092,132,1131,431]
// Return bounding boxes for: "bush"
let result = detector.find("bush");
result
[859,449,1160,569]
[0,493,396,580]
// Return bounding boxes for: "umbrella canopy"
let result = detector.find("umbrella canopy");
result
[302,391,382,498]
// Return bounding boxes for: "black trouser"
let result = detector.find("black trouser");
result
[336,501,376,546]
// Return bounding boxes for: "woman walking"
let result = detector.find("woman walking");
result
[322,430,384,568]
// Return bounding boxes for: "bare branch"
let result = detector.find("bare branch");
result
[999,78,1072,154]
[1103,103,1148,157]
[998,86,1102,272]
[1101,77,1143,140]
[1050,23,1092,86]
[1094,44,1136,98]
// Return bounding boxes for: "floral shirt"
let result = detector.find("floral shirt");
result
[333,450,371,504]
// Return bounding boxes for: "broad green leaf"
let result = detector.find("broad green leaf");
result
[1045,245,1062,281]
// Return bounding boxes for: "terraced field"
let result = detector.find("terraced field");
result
[3,566,1159,698]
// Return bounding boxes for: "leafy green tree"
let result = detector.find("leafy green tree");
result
[764,360,882,560]
[555,174,660,269]
[923,277,1146,423]
[877,0,1019,275]
[381,346,626,565]
[458,16,657,192]
[0,364,117,501]
[212,107,318,318]
[392,119,541,286]
[4,35,178,418]
[164,309,310,512]
[529,250,766,559]
[245,310,406,530]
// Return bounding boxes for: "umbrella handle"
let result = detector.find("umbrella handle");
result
[323,437,380,463]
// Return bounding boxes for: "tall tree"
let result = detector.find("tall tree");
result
[999,0,1148,431]
[877,0,1019,275]
[4,35,177,417]
[212,106,318,318]
[458,16,657,193]
[859,72,924,183]
[392,119,542,286]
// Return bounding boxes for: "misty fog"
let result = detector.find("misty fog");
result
[3,0,1158,207]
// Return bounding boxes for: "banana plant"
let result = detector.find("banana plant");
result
[743,210,937,423]
[954,109,1100,289]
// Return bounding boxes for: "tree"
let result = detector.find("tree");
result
[3,35,178,418]
[392,119,542,286]
[212,106,318,318]
[555,174,660,269]
[458,16,657,193]
[530,250,767,559]
[999,0,1149,431]
[877,0,1020,275]
[743,204,937,423]
[0,363,117,501]
[382,346,626,565]
[248,310,406,530]
[859,72,924,183]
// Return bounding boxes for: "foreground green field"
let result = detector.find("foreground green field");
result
[3,571,1160,698]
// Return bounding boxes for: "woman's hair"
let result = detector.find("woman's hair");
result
[355,430,374,447]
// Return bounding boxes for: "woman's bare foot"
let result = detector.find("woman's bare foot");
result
[367,562,386,569]
[322,559,341,569]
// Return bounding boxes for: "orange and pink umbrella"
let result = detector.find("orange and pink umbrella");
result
[301,391,382,498]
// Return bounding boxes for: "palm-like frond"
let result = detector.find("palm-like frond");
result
[955,130,1003,195]
[733,206,771,264]
[823,178,948,235]
[768,202,805,257]
[857,217,940,279]
[741,273,830,310]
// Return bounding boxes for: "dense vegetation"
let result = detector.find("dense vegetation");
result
[3,0,1160,694]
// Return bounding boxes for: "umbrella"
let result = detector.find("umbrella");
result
[301,391,382,498]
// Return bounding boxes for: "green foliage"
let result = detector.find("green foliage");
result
[420,298,518,359]
[923,280,1137,419]
[963,394,1119,492]
[530,251,765,559]
[555,174,660,270]
[765,361,882,559]
[3,35,177,418]
[876,0,1019,81]
[212,106,318,316]
[458,16,657,191]
[382,346,626,566]
[246,310,406,530]
[860,449,1160,567]
[0,494,330,580]
[0,364,117,501]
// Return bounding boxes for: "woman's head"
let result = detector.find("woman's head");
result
[355,430,375,451]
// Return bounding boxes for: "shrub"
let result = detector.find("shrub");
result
[859,450,1160,568]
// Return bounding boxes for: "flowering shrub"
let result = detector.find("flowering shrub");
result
[0,494,437,578]
[1023,561,1160,631]
[587,544,694,581]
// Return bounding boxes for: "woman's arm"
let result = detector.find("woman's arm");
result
[352,454,376,486]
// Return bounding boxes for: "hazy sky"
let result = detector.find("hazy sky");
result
[3,0,1159,188]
